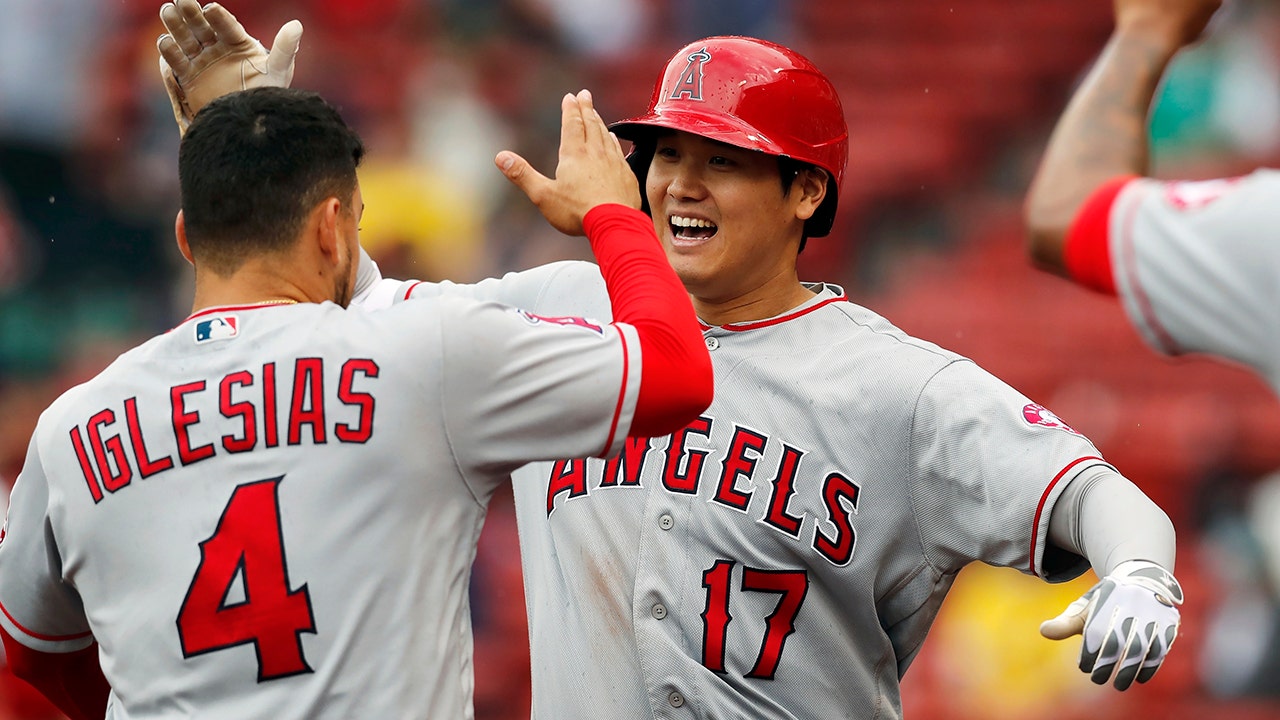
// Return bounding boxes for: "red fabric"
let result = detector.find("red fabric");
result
[1064,175,1137,295]
[0,626,109,720]
[583,205,713,438]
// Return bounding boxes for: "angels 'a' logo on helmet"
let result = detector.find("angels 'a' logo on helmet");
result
[1022,403,1082,436]
[669,48,712,101]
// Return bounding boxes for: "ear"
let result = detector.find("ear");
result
[312,197,344,265]
[792,169,829,223]
[175,210,194,266]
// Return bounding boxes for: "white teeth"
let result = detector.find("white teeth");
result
[670,215,716,229]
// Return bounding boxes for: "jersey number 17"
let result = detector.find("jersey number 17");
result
[701,560,810,679]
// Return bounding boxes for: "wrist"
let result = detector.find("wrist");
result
[1111,559,1184,606]
[1112,13,1205,57]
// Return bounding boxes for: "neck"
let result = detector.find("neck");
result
[693,281,816,327]
[189,261,320,315]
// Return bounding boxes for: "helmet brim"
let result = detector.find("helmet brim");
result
[610,108,788,158]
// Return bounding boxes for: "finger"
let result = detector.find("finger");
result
[1135,623,1177,684]
[1086,612,1123,680]
[496,151,551,202]
[1038,613,1083,640]
[203,3,252,46]
[577,89,609,151]
[267,20,304,76]
[157,34,192,77]
[158,54,192,134]
[159,2,201,58]
[560,92,586,154]
[178,0,217,48]
[1039,596,1089,640]
[1111,619,1151,690]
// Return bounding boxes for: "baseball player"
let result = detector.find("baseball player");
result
[157,6,1186,718]
[1024,1,1280,393]
[0,86,713,719]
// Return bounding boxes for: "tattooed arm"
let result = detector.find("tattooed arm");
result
[1024,0,1222,276]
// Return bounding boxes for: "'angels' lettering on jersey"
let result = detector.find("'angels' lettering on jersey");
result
[545,414,861,567]
[71,357,380,503]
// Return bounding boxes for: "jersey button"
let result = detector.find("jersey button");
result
[704,336,720,351]
[658,514,674,531]
[651,603,668,620]
[668,691,685,708]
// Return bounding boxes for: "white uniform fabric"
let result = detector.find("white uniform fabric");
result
[1106,170,1280,392]
[0,296,642,719]
[374,265,1104,720]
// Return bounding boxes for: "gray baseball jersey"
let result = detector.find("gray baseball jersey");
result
[1073,170,1280,393]
[0,295,643,719]
[374,265,1104,719]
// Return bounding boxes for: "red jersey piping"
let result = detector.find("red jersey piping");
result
[1028,455,1104,576]
[700,294,847,332]
[598,331,631,458]
[0,601,94,643]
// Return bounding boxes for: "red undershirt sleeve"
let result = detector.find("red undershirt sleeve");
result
[583,204,713,438]
[1,627,110,720]
[1063,175,1138,295]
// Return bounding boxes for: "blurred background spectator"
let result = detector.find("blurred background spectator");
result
[3,1,1280,718]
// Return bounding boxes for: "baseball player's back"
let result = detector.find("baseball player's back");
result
[2,297,647,718]
[0,85,714,719]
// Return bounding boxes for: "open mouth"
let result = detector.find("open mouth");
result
[670,215,718,242]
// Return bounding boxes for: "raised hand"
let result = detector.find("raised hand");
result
[157,0,303,134]
[495,89,642,236]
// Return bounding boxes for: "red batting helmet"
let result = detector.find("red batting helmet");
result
[610,36,848,237]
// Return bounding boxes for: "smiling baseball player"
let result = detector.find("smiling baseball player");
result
[153,6,1186,719]
[0,83,712,719]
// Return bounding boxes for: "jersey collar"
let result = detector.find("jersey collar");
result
[699,283,847,332]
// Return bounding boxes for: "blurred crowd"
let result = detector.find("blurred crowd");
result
[3,0,1280,718]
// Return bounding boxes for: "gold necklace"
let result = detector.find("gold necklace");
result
[247,299,299,306]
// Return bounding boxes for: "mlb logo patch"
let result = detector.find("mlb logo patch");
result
[195,315,239,344]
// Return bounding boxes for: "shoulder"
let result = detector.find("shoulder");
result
[1122,169,1280,218]
[820,297,965,369]
[779,296,969,415]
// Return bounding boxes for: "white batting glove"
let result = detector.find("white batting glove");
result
[157,0,303,135]
[1040,560,1183,690]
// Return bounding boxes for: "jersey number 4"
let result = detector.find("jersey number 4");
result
[176,477,316,681]
[701,560,809,679]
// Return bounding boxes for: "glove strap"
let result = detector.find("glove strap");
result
[1110,559,1184,606]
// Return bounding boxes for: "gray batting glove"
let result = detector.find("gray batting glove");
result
[156,0,302,135]
[1040,560,1183,690]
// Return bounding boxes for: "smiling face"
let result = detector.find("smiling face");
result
[646,130,825,316]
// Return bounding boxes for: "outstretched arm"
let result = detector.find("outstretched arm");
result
[1024,0,1222,275]
[157,0,302,134]
[1040,466,1182,691]
[497,90,712,436]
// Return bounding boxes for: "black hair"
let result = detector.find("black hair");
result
[625,138,837,254]
[178,87,365,276]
